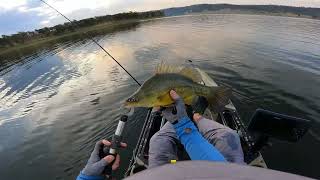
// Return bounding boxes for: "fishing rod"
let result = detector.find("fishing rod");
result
[40,0,141,86]
[40,0,139,177]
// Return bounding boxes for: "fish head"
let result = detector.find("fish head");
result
[124,87,167,108]
[124,93,140,107]
[124,74,177,107]
[124,90,152,107]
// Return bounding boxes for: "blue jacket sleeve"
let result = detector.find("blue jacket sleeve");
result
[173,117,226,162]
[76,172,104,180]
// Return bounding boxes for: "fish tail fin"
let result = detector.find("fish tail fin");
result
[205,86,232,113]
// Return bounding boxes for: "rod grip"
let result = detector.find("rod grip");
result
[100,115,127,176]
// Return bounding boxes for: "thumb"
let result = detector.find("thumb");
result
[170,90,181,101]
[170,90,184,106]
[170,90,186,116]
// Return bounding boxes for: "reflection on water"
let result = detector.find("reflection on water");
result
[0,14,320,179]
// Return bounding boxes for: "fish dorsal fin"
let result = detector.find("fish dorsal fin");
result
[155,62,182,74]
[155,62,202,82]
[180,67,202,82]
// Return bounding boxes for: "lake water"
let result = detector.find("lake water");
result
[0,14,320,179]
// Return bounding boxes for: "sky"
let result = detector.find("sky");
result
[1,0,320,36]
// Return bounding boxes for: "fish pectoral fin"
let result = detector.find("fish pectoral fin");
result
[207,87,232,113]
[183,95,197,105]
[157,93,173,105]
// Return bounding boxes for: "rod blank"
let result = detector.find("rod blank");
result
[40,0,141,86]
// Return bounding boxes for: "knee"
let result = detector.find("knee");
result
[149,132,170,151]
[214,129,244,163]
[221,130,241,149]
[150,132,160,147]
[149,132,177,168]
[213,128,241,150]
[223,129,240,139]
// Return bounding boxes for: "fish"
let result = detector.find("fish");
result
[125,63,232,112]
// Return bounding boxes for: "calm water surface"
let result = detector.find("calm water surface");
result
[0,14,320,179]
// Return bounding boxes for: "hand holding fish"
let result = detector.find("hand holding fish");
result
[161,90,188,124]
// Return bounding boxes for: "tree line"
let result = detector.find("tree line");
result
[164,4,320,18]
[0,10,164,48]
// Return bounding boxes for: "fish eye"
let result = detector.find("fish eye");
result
[127,97,138,102]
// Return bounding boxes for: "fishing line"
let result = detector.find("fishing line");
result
[40,0,141,86]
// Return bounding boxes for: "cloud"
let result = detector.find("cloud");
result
[0,0,27,11]
[0,8,44,35]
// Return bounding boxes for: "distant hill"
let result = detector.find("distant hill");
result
[163,4,320,19]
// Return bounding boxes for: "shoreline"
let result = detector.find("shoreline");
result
[1,12,318,58]
[0,20,141,58]
[185,11,320,20]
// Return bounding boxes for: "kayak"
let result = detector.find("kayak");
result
[125,68,268,176]
[124,67,311,177]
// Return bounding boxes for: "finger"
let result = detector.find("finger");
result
[120,142,127,148]
[95,155,113,169]
[94,140,103,149]
[103,155,115,164]
[102,139,111,146]
[92,140,104,155]
[102,140,126,148]
[101,140,111,155]
[112,154,121,171]
[193,113,203,123]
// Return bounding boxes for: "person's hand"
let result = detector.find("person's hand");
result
[161,90,188,124]
[193,113,204,123]
[82,139,127,176]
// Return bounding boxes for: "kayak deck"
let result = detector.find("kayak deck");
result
[125,68,267,177]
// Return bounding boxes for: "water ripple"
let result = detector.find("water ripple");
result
[0,14,320,179]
